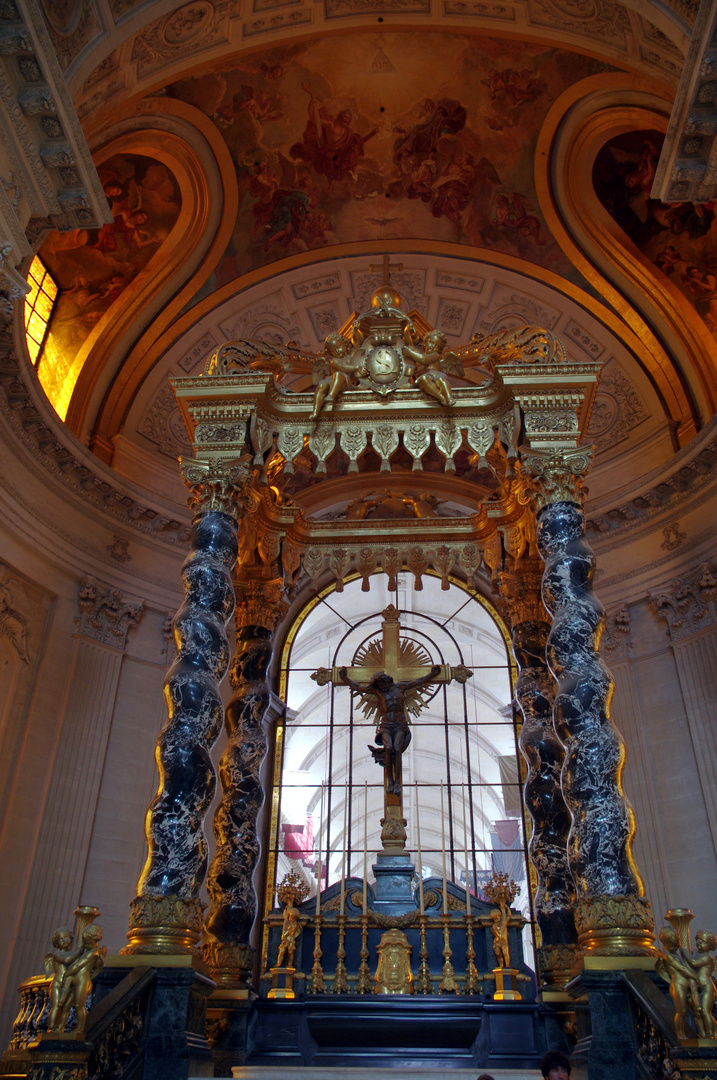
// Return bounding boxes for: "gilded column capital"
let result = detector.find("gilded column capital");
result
[519,447,593,512]
[494,563,546,629]
[574,894,655,957]
[234,577,289,632]
[180,456,257,520]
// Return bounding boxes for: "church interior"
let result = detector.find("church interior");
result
[1,0,717,1075]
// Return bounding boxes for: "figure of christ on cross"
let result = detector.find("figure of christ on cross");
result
[338,665,441,795]
[311,605,472,853]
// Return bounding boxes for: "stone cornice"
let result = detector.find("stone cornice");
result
[586,413,717,547]
[0,329,191,547]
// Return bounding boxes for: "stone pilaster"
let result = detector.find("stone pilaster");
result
[124,458,250,956]
[204,576,288,988]
[495,558,577,987]
[523,448,654,957]
[6,580,142,1033]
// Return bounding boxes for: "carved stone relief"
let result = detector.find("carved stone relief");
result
[527,0,631,47]
[649,561,717,641]
[42,0,99,72]
[584,361,649,453]
[129,0,234,77]
[351,270,427,314]
[602,603,633,662]
[75,578,144,648]
[139,382,193,459]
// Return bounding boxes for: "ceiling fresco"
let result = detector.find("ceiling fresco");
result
[165,33,602,293]
[594,130,717,339]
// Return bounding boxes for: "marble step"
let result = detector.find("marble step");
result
[227,1069,543,1079]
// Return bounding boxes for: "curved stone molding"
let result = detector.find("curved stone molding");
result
[129,509,238,951]
[537,500,643,900]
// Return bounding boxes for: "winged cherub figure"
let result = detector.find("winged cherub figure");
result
[403,329,463,407]
[310,331,367,420]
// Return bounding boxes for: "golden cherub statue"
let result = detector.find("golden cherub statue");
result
[656,926,702,1040]
[47,922,106,1036]
[275,870,310,970]
[310,332,366,421]
[484,871,520,971]
[680,929,717,1039]
[45,926,83,1033]
[403,329,459,407]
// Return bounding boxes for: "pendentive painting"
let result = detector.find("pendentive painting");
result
[593,130,717,337]
[37,153,181,416]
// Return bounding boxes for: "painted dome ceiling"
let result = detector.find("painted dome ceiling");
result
[21,0,717,520]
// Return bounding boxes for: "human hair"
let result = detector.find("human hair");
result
[541,1050,571,1077]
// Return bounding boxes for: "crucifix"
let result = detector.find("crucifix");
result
[311,604,472,854]
[368,255,404,286]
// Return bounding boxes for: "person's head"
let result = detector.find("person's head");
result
[541,1050,571,1080]
[52,927,72,950]
[490,909,500,922]
[696,930,717,953]
[477,1074,496,1080]
[81,924,102,946]
[659,926,679,952]
[424,329,446,351]
[370,671,393,692]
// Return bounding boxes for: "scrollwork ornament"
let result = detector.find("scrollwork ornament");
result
[180,456,253,519]
[520,448,593,512]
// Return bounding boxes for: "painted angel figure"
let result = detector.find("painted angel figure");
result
[402,329,463,407]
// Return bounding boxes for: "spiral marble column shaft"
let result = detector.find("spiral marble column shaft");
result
[513,618,575,943]
[124,458,247,955]
[204,578,287,986]
[536,500,641,900]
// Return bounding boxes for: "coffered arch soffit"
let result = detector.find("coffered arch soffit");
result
[537,75,717,438]
[67,0,690,108]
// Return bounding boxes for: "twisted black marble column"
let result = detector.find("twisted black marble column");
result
[536,501,641,899]
[514,620,575,933]
[125,510,238,954]
[204,580,284,986]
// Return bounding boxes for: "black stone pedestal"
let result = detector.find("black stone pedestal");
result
[100,959,215,1080]
[568,967,647,1080]
[245,996,558,1070]
[372,854,416,914]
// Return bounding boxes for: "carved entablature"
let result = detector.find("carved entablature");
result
[649,561,717,641]
[171,292,602,594]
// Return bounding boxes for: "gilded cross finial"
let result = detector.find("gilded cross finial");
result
[368,254,404,285]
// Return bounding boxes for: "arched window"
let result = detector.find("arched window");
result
[265,572,534,966]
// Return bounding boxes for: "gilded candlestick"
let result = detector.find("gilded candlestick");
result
[438,912,458,994]
[415,912,433,994]
[464,913,480,994]
[333,913,350,993]
[356,913,372,994]
[308,912,325,994]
